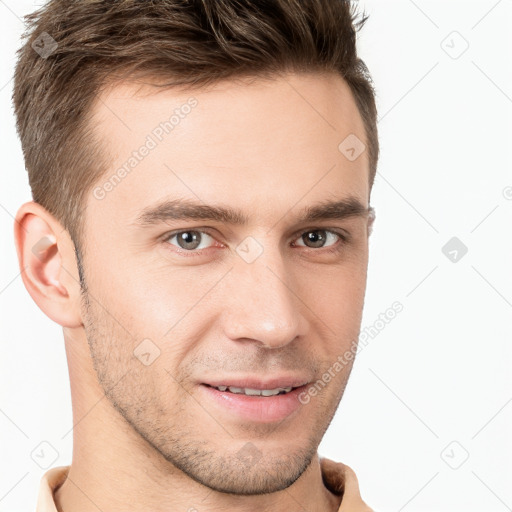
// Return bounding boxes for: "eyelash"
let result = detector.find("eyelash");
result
[161,228,349,257]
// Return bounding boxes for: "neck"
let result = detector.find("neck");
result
[54,328,341,512]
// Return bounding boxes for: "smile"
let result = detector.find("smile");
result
[208,385,295,396]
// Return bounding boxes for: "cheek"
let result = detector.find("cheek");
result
[87,258,231,370]
[90,255,207,327]
[294,259,367,339]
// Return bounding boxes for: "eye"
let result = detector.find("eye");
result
[293,229,344,249]
[162,228,347,256]
[164,230,216,251]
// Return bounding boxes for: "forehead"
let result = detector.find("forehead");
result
[87,71,369,228]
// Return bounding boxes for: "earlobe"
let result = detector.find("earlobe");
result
[13,201,84,328]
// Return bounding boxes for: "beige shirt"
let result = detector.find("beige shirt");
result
[36,458,373,511]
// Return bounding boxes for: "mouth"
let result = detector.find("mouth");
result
[199,378,310,423]
[204,384,298,397]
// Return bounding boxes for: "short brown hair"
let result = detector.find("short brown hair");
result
[12,0,378,252]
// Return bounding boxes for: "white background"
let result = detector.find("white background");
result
[1,1,511,511]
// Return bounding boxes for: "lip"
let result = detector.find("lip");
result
[199,378,310,423]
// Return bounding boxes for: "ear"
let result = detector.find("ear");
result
[367,206,376,237]
[13,201,84,328]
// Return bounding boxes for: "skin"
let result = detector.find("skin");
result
[14,71,373,512]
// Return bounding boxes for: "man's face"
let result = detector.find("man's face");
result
[79,71,371,494]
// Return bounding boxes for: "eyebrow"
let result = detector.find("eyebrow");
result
[132,196,372,228]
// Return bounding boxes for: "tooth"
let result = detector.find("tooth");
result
[261,389,280,396]
[217,386,294,396]
[244,388,262,396]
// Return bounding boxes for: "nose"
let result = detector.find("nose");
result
[220,250,309,349]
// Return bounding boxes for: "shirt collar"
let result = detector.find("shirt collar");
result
[320,457,374,511]
[36,458,372,511]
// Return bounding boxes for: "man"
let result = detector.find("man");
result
[13,0,378,510]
